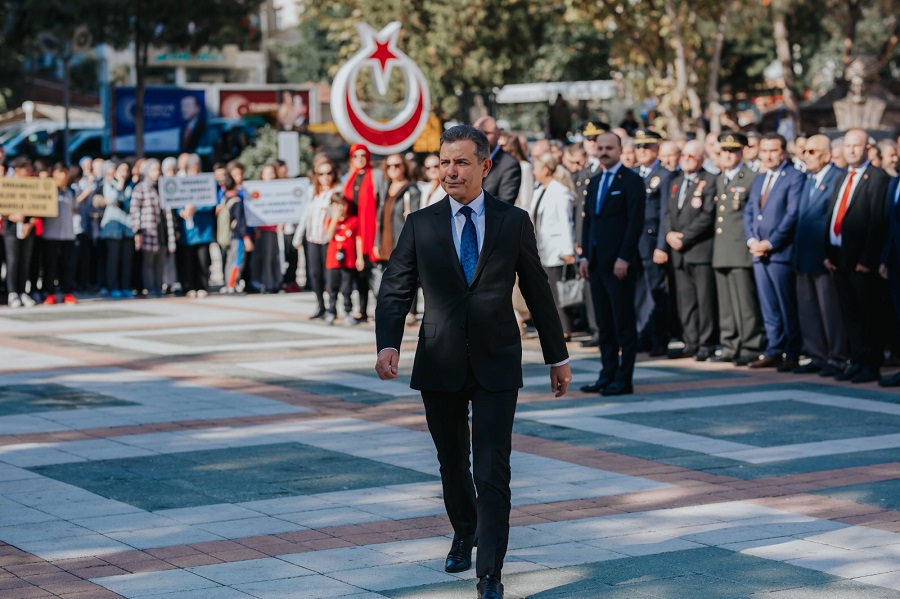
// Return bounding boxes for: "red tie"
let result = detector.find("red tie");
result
[833,169,856,237]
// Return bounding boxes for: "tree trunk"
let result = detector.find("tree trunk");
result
[772,7,802,134]
[664,0,699,135]
[134,38,147,158]
[706,0,734,134]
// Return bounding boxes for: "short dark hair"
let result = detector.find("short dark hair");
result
[440,125,490,162]
[762,132,787,150]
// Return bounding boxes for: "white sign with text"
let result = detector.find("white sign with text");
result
[159,174,219,209]
[243,178,311,226]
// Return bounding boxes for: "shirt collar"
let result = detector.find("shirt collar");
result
[602,162,622,176]
[450,190,486,216]
[849,160,870,174]
[769,161,789,176]
[813,163,832,185]
[725,163,743,180]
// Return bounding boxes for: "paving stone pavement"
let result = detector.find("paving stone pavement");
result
[1,293,900,598]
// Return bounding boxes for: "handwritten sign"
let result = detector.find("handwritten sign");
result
[0,178,58,217]
[243,178,311,227]
[159,174,218,209]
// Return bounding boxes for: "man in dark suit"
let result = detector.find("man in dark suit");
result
[794,134,847,376]
[663,140,718,360]
[178,95,206,153]
[375,125,571,599]
[578,132,645,396]
[743,133,804,371]
[824,128,891,383]
[475,116,522,204]
[633,129,672,357]
[881,174,900,387]
[712,132,765,366]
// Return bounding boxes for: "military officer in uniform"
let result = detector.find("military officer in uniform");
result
[573,122,608,347]
[712,133,765,365]
[633,129,673,356]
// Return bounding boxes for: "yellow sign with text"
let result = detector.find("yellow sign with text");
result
[0,178,58,217]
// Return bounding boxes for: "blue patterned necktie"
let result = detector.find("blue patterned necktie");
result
[459,205,478,284]
[595,171,611,215]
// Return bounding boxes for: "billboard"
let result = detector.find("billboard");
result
[219,89,311,130]
[111,87,207,154]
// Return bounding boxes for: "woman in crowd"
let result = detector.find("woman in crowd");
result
[504,135,534,209]
[221,174,253,293]
[178,186,215,299]
[42,163,79,304]
[101,160,136,299]
[530,153,576,340]
[252,164,284,294]
[418,153,444,207]
[4,158,38,308]
[294,155,338,318]
[130,159,175,298]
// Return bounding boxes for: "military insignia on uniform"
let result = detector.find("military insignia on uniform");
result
[693,180,706,196]
[649,176,660,189]
[691,196,702,209]
[738,172,744,178]
[732,197,741,211]
[820,184,825,191]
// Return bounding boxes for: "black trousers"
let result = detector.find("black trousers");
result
[43,239,76,295]
[422,367,517,580]
[253,230,281,292]
[326,267,354,315]
[105,237,135,292]
[835,265,882,369]
[673,261,717,351]
[183,244,211,292]
[357,256,374,316]
[635,260,669,351]
[283,236,299,285]
[543,265,572,335]
[74,232,93,291]
[142,249,167,295]
[3,227,34,295]
[306,242,329,309]
[590,266,638,384]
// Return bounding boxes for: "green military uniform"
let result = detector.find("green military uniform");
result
[712,133,765,364]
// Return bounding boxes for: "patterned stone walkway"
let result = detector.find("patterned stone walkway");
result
[1,293,900,598]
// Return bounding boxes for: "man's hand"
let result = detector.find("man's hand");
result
[613,258,629,280]
[550,362,572,398]
[653,248,668,265]
[666,231,684,251]
[134,233,142,251]
[749,240,772,259]
[375,348,399,380]
[855,263,870,273]
[879,264,889,280]
[824,258,836,273]
[578,258,590,280]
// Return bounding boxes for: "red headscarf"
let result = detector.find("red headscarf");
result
[344,144,377,260]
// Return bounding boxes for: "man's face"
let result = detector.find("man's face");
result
[147,162,161,183]
[214,167,226,183]
[634,144,659,167]
[803,136,831,173]
[563,151,585,174]
[719,147,742,171]
[621,145,636,168]
[476,120,500,150]
[680,142,703,174]
[659,143,680,170]
[595,133,622,169]
[842,130,868,167]
[883,145,899,172]
[351,149,368,171]
[583,136,599,158]
[705,134,720,162]
[439,140,490,204]
[181,97,200,121]
[759,139,786,171]
[743,137,759,161]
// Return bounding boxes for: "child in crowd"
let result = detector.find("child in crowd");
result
[324,192,363,325]
[42,163,79,305]
[219,174,253,293]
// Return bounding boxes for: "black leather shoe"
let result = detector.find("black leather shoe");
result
[580,377,611,393]
[749,355,782,369]
[835,364,862,381]
[793,362,822,374]
[309,307,326,320]
[477,575,504,599]
[669,348,697,359]
[819,363,844,377]
[776,359,799,373]
[694,349,711,362]
[732,357,752,367]
[851,367,880,384]
[709,354,735,363]
[444,534,475,573]
[879,372,900,387]
[580,335,600,348]
[648,345,668,357]
[601,381,633,396]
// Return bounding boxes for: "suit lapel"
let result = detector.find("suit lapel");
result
[843,169,870,218]
[432,198,468,286]
[471,195,504,286]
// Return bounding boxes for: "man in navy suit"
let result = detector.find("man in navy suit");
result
[793,135,848,376]
[743,133,804,371]
[879,174,900,387]
[579,131,646,396]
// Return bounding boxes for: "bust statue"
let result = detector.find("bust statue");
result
[833,55,887,130]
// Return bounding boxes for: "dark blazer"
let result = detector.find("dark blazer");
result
[376,192,568,392]
[743,162,804,264]
[713,163,757,269]
[374,182,421,255]
[663,171,717,266]
[581,165,645,271]
[884,176,900,269]
[572,164,600,249]
[482,149,522,204]
[824,164,891,270]
[179,118,206,153]
[794,164,844,274]
[638,161,674,260]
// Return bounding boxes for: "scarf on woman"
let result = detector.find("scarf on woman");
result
[344,143,377,260]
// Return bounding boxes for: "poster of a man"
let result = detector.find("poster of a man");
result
[277,89,308,131]
[179,95,206,152]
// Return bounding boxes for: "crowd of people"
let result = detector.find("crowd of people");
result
[2,118,900,390]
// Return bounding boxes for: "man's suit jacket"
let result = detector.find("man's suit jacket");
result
[663,171,717,266]
[794,164,844,274]
[482,149,522,205]
[713,164,757,269]
[376,191,568,393]
[824,164,891,270]
[883,176,900,269]
[529,179,575,268]
[743,163,804,264]
[179,118,206,153]
[638,162,673,262]
[573,164,600,249]
[581,166,645,272]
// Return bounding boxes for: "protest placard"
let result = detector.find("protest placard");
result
[159,174,219,209]
[0,178,58,217]
[243,178,311,227]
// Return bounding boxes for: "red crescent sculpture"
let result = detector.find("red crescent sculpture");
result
[345,88,425,149]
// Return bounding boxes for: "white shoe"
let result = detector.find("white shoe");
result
[186,290,198,299]
[196,289,208,299]
[8,293,22,308]
[19,293,36,308]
